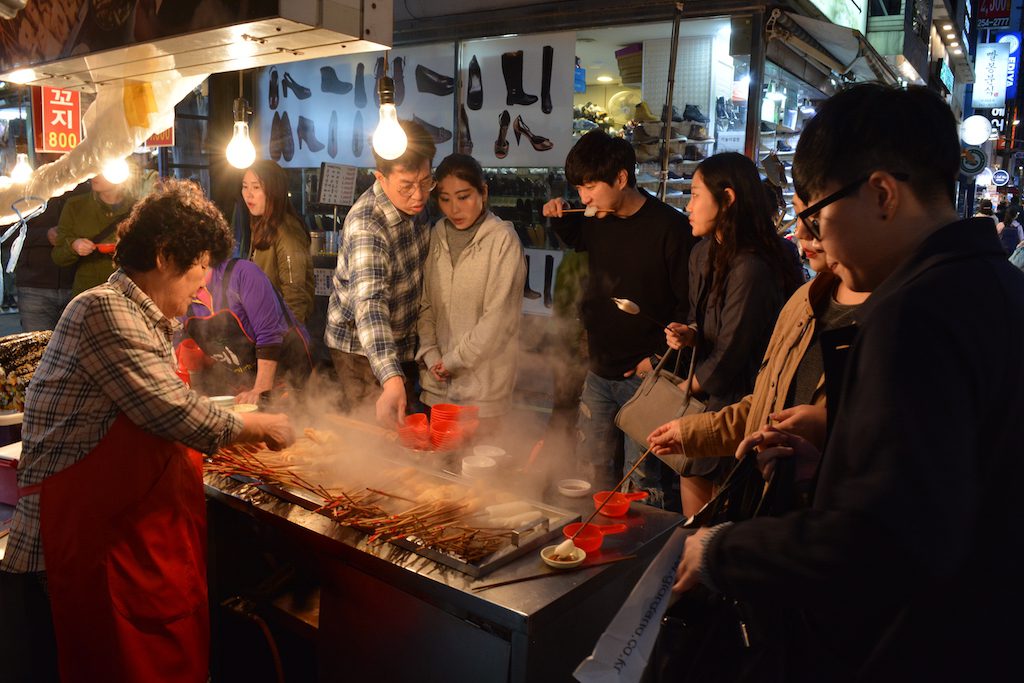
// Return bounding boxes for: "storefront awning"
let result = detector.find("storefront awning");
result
[766,9,899,86]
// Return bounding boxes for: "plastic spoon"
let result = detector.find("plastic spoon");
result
[611,297,673,329]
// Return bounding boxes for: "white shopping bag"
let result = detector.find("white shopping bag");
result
[574,526,691,683]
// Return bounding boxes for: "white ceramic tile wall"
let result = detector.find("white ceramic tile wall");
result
[641,36,714,123]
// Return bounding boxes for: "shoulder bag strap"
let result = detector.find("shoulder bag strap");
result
[217,258,241,311]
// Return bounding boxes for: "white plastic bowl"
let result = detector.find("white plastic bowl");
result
[473,444,507,460]
[462,455,497,478]
[557,478,592,498]
[209,395,235,409]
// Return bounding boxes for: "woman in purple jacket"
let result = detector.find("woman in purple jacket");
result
[181,258,312,403]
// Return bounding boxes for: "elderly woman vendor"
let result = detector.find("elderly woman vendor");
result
[0,179,295,683]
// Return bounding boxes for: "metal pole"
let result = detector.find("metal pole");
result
[744,9,766,161]
[659,2,684,201]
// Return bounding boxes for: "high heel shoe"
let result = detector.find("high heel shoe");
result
[415,64,454,96]
[327,110,338,158]
[320,66,352,95]
[494,110,511,159]
[413,115,452,144]
[297,116,325,152]
[393,56,406,105]
[513,115,553,152]
[282,72,311,100]
[268,68,279,109]
[467,55,483,110]
[458,104,473,155]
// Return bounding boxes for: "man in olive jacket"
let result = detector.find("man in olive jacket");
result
[672,84,1024,681]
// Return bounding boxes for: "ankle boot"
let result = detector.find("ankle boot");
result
[354,62,367,109]
[543,253,554,308]
[393,57,406,105]
[297,116,325,152]
[635,101,658,122]
[494,110,511,159]
[662,104,683,122]
[282,72,311,100]
[352,111,364,157]
[458,104,473,155]
[523,254,541,299]
[541,45,553,114]
[269,111,282,161]
[268,68,279,110]
[501,50,538,106]
[467,55,483,110]
[413,115,452,144]
[327,110,338,158]
[280,111,295,161]
[320,66,352,95]
[513,115,553,151]
[415,64,454,96]
[373,56,384,107]
[683,103,709,123]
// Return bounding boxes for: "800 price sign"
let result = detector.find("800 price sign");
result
[32,86,82,153]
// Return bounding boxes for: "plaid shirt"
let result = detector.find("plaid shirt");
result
[324,181,430,383]
[3,270,242,573]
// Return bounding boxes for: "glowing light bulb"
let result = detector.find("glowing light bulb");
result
[102,158,130,184]
[372,103,407,160]
[226,121,256,169]
[10,153,32,184]
[0,175,11,190]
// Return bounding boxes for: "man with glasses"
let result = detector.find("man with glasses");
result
[667,84,1024,680]
[325,120,436,426]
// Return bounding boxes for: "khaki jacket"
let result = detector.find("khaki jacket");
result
[250,214,314,324]
[659,271,837,472]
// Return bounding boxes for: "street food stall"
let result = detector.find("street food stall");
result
[203,417,681,682]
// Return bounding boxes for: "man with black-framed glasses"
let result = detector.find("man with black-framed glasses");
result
[669,83,1024,681]
[326,119,436,426]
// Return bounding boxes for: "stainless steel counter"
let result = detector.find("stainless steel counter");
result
[205,468,682,682]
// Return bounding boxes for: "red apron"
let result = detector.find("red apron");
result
[39,414,209,683]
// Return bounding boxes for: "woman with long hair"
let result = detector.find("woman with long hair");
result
[665,152,802,514]
[416,154,526,428]
[241,160,315,323]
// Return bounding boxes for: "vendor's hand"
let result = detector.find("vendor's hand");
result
[665,323,695,350]
[735,426,821,482]
[541,198,567,218]
[673,528,711,594]
[623,356,653,379]
[376,376,407,429]
[648,419,683,456]
[46,227,59,246]
[234,389,263,406]
[770,404,827,451]
[71,238,95,256]
[430,361,450,382]
[237,412,294,450]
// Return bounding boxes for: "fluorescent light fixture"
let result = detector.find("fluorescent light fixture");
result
[5,68,36,84]
[954,48,963,55]
[596,75,614,83]
[943,23,953,31]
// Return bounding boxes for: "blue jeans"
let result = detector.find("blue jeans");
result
[17,287,72,332]
[575,371,670,509]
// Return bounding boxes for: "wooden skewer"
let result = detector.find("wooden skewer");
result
[471,555,637,591]
[570,445,656,543]
[560,207,611,213]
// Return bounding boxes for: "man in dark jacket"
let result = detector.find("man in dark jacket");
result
[670,84,1024,681]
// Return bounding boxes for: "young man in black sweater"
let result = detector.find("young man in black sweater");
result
[544,131,695,509]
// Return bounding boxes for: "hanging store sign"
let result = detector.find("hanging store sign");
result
[960,146,987,176]
[939,59,955,94]
[31,86,81,153]
[995,32,1021,99]
[144,127,175,148]
[973,43,1011,109]
[806,0,867,32]
[977,0,1011,30]
[992,169,1010,186]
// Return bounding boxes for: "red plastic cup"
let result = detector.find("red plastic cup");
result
[592,490,649,517]
[562,522,628,552]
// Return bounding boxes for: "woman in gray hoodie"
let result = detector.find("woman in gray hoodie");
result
[416,154,526,421]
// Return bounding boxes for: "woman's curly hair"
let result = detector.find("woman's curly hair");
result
[114,178,234,274]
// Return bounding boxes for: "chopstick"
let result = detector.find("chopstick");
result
[569,444,656,543]
[471,554,637,592]
[561,207,610,213]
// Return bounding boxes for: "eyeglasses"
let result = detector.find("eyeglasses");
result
[797,172,909,240]
[388,176,437,198]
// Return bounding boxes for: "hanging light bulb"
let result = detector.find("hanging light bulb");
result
[0,176,11,190]
[372,55,407,160]
[102,157,131,184]
[226,120,256,169]
[226,71,256,169]
[10,153,32,184]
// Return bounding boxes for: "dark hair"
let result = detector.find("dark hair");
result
[564,130,636,188]
[116,178,233,274]
[372,119,437,176]
[695,152,802,299]
[793,84,959,207]
[433,153,486,195]
[979,197,994,214]
[1006,204,1019,222]
[246,159,302,250]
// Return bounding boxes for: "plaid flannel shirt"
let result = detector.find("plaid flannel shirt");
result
[324,181,430,383]
[3,270,242,573]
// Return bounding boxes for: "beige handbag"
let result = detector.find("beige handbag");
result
[615,340,705,445]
